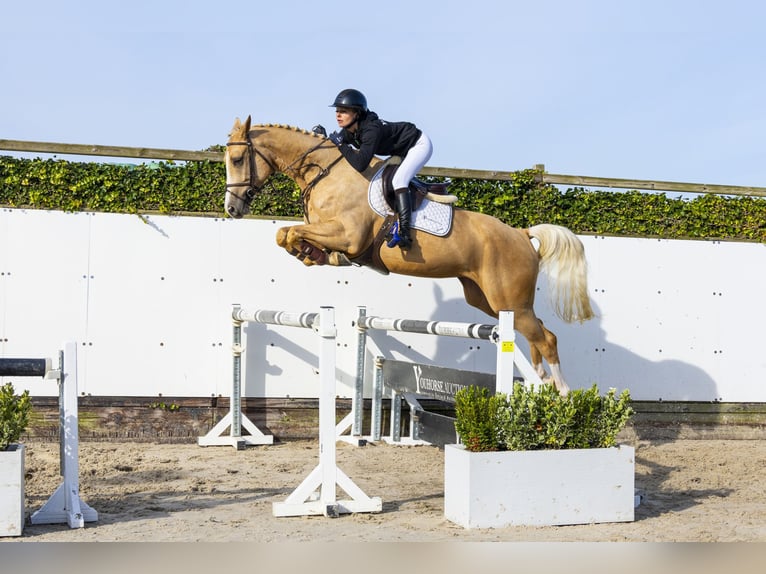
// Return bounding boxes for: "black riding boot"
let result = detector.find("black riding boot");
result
[394,188,413,250]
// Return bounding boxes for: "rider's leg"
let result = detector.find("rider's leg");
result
[391,133,433,249]
[391,133,433,188]
[394,188,413,249]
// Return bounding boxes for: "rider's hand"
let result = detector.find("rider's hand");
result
[312,124,327,136]
[328,131,344,146]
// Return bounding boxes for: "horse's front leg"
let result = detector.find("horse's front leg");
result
[276,221,357,267]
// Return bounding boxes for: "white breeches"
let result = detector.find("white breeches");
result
[391,133,433,190]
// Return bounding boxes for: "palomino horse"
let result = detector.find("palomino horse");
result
[224,116,593,393]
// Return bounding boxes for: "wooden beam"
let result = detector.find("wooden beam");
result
[0,139,223,162]
[419,166,515,181]
[538,172,766,198]
[3,138,766,196]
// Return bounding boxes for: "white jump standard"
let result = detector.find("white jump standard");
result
[198,306,275,449]
[228,305,381,517]
[0,342,97,529]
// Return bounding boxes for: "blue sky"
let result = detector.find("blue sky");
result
[2,0,764,188]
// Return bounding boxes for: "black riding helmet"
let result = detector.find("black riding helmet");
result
[330,89,368,112]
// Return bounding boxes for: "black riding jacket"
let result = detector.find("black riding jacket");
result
[338,111,422,173]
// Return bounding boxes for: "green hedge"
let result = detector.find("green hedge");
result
[1,155,764,241]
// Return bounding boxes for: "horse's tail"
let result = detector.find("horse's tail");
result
[528,224,594,323]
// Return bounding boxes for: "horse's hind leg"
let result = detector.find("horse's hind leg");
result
[528,339,547,379]
[459,277,568,393]
[458,277,498,319]
[514,309,570,395]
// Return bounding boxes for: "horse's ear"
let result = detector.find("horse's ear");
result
[244,115,251,133]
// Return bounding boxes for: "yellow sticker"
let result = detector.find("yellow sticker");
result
[501,341,515,353]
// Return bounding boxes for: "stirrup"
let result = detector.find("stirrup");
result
[386,221,402,248]
[386,222,411,249]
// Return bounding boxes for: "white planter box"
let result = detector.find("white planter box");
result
[0,444,25,537]
[444,443,634,528]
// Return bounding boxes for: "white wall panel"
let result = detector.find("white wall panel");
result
[83,213,233,397]
[544,236,766,401]
[1,209,763,402]
[0,209,91,396]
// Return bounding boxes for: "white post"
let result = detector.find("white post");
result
[494,311,516,395]
[30,342,97,528]
[494,310,545,391]
[318,306,337,509]
[335,306,368,447]
[272,307,381,517]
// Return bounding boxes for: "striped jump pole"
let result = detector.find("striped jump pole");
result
[357,315,497,340]
[0,358,52,378]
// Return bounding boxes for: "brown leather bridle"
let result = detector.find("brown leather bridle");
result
[225,130,344,218]
[225,135,276,212]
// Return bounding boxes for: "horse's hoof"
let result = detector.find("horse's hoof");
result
[299,241,327,265]
[328,252,353,266]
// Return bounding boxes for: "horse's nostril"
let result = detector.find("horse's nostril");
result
[226,206,243,219]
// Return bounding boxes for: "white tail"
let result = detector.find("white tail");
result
[528,224,594,323]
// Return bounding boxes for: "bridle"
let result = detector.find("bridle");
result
[225,135,276,211]
[225,130,344,217]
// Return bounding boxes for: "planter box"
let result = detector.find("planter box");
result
[0,444,25,537]
[444,443,634,528]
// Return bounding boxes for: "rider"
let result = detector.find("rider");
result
[321,89,433,250]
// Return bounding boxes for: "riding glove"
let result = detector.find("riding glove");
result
[328,131,344,146]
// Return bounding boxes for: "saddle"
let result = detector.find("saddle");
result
[379,163,451,212]
[347,163,456,274]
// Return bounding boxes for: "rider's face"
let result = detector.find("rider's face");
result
[335,107,358,130]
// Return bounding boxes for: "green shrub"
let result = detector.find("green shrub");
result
[453,386,503,452]
[454,382,633,452]
[0,382,32,451]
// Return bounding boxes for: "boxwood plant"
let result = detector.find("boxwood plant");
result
[0,382,32,451]
[454,382,633,452]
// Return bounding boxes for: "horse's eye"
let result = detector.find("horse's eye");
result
[232,156,244,167]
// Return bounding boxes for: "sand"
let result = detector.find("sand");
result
[4,437,765,543]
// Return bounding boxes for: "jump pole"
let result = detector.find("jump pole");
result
[229,305,381,517]
[0,342,98,528]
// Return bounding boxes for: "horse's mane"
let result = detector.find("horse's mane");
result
[254,123,324,139]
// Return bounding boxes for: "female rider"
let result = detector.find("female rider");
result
[324,88,433,250]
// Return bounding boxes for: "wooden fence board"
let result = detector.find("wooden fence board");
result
[4,138,765,196]
[23,397,766,443]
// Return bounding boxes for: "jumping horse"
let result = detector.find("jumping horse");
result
[224,116,594,394]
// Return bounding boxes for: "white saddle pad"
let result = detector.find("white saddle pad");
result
[368,164,453,237]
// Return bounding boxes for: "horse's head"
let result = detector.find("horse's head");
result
[224,116,277,218]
